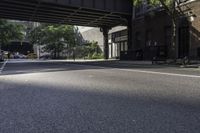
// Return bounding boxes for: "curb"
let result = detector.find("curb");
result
[180,65,200,68]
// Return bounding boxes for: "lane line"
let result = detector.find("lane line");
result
[117,68,200,78]
[1,61,200,78]
[0,60,8,74]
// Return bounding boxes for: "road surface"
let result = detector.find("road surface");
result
[0,60,200,133]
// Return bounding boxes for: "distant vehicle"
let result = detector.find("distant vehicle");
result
[40,54,51,60]
[13,54,27,59]
[0,50,4,62]
[27,53,37,59]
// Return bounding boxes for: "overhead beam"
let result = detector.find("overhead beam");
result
[0,0,131,27]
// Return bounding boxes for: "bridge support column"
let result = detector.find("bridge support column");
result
[102,27,109,60]
[127,19,133,50]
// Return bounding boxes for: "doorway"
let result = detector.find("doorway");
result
[178,27,189,58]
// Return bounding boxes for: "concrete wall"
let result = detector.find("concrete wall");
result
[79,27,104,51]
[78,26,127,52]
[109,26,127,34]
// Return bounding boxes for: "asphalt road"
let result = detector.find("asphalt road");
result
[0,60,200,133]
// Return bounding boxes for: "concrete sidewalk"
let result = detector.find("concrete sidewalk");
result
[119,60,200,68]
[6,59,200,68]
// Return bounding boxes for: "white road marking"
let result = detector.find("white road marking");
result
[1,61,200,78]
[0,60,8,74]
[71,64,200,78]
[117,68,200,78]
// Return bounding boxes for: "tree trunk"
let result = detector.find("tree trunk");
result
[54,47,57,59]
[171,16,177,60]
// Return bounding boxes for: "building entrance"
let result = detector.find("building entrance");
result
[178,27,189,58]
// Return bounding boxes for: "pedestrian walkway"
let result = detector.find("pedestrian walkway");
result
[119,60,200,68]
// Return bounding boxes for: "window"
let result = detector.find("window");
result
[121,43,124,51]
[135,32,141,48]
[197,47,200,58]
[134,0,163,17]
[145,30,152,46]
[124,42,128,51]
[135,4,144,17]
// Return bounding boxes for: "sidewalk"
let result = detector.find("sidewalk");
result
[119,60,200,68]
[5,59,200,68]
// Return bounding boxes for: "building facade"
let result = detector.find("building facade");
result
[130,0,200,60]
[108,27,128,59]
[78,26,128,59]
[79,0,200,60]
[77,0,200,60]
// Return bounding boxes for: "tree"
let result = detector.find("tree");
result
[28,23,47,46]
[82,41,103,59]
[29,24,77,59]
[133,0,186,58]
[0,19,25,50]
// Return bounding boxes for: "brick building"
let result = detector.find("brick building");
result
[131,0,200,60]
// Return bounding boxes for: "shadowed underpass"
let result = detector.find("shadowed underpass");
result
[0,60,200,133]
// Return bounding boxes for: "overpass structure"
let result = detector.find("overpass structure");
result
[0,0,133,59]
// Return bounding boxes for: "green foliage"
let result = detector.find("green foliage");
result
[132,0,174,10]
[133,0,143,6]
[133,0,171,6]
[28,24,47,45]
[91,52,104,59]
[28,23,103,59]
[0,19,25,47]
[28,23,77,59]
[83,41,103,59]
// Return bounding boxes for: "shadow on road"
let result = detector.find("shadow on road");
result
[0,60,180,76]
[0,61,107,76]
[0,79,200,133]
